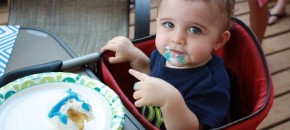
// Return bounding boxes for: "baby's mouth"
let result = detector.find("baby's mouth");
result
[171,49,184,55]
[164,46,185,55]
[164,46,185,66]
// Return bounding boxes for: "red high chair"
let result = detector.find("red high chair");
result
[96,17,274,130]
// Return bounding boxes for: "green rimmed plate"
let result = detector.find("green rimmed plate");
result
[0,72,125,130]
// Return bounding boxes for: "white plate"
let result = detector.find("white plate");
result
[0,72,125,130]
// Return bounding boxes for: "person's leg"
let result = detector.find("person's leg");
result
[268,0,287,25]
[249,0,268,43]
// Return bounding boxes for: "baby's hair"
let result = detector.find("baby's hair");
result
[157,0,235,30]
[206,0,235,30]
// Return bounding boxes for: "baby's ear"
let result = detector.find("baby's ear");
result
[213,31,231,50]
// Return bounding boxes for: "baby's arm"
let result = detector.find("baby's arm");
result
[101,36,150,74]
[129,69,201,130]
[160,91,202,130]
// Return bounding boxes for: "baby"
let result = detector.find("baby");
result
[102,0,234,129]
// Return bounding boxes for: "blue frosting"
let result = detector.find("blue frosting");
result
[164,50,185,65]
[48,88,91,124]
[164,50,171,61]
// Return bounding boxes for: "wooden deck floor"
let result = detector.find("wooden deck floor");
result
[1,0,290,129]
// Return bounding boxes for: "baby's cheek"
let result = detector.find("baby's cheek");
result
[156,29,169,42]
[155,36,168,53]
[188,46,212,61]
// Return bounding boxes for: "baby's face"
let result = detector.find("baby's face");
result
[155,0,226,68]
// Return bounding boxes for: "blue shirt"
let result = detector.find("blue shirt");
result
[142,50,230,129]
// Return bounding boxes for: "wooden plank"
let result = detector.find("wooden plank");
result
[236,14,250,26]
[234,1,249,16]
[272,69,290,97]
[258,93,290,129]
[266,50,290,74]
[265,3,290,37]
[150,21,157,35]
[234,0,282,16]
[269,120,290,130]
[150,0,159,8]
[265,16,290,38]
[262,32,290,55]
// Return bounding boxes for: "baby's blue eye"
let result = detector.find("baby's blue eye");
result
[163,22,174,28]
[189,26,201,33]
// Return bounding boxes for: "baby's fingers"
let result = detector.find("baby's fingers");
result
[129,69,148,81]
[101,42,115,52]
[108,56,123,64]
[133,86,146,107]
[134,98,146,107]
[133,89,141,100]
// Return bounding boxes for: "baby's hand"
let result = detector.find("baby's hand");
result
[129,69,180,108]
[101,36,136,64]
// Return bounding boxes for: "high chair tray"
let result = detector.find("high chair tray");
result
[3,27,145,130]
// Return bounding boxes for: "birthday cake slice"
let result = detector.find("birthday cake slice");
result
[47,88,94,130]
